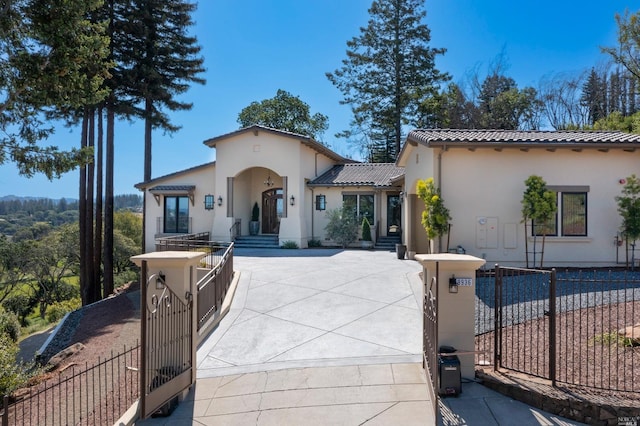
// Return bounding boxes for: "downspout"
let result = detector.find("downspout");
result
[313,153,320,242]
[437,147,444,253]
[437,147,444,189]
[311,186,315,241]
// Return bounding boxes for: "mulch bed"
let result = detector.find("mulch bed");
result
[475,300,640,424]
[5,282,142,425]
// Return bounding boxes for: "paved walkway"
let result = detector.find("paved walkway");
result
[137,249,584,425]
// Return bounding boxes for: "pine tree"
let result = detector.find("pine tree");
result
[0,0,109,178]
[327,0,448,161]
[122,0,205,182]
[119,0,204,262]
[581,68,607,124]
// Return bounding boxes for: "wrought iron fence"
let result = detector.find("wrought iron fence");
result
[139,260,193,419]
[155,232,211,251]
[555,269,639,392]
[475,266,640,394]
[196,244,234,330]
[1,344,139,426]
[1,234,236,426]
[423,267,439,419]
[155,234,234,330]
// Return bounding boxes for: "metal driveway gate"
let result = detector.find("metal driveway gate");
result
[139,260,195,418]
[423,262,439,418]
[494,265,556,384]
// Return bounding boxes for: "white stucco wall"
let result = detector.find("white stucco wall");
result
[309,187,397,246]
[399,144,437,253]
[209,130,342,246]
[141,163,216,252]
[405,145,640,266]
[141,128,401,250]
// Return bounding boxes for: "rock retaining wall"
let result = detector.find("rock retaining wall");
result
[476,369,640,425]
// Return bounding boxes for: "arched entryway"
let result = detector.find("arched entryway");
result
[262,188,283,234]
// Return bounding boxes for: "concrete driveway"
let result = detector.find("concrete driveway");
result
[137,249,584,425]
[197,248,424,377]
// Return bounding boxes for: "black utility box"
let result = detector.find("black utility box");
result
[438,346,461,396]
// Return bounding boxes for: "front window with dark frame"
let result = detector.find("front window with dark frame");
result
[164,196,189,233]
[343,193,374,223]
[533,190,587,237]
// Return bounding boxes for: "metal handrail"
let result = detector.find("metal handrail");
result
[229,220,241,241]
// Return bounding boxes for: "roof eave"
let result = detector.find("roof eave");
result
[134,161,215,190]
[429,141,640,150]
[203,125,353,163]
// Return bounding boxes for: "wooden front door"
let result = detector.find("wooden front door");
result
[262,188,283,234]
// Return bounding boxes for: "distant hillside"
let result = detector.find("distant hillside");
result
[0,194,142,209]
[0,194,142,237]
[0,195,78,203]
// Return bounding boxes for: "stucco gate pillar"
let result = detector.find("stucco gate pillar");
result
[415,253,486,379]
[131,251,206,418]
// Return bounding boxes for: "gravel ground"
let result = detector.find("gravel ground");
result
[475,269,640,334]
[474,269,640,404]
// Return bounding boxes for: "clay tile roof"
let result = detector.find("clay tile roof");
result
[407,129,640,146]
[309,163,404,188]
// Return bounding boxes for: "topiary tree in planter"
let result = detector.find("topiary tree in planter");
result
[521,175,557,268]
[361,217,373,249]
[249,202,260,235]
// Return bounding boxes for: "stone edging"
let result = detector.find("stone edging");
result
[476,369,640,425]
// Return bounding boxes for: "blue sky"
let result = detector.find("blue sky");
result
[0,0,635,199]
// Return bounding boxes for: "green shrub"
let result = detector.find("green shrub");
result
[115,269,139,289]
[307,238,322,248]
[0,308,21,342]
[53,281,80,302]
[46,298,81,323]
[3,294,34,327]
[325,207,359,248]
[0,334,37,396]
[281,241,299,249]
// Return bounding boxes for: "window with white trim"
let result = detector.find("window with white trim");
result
[533,187,588,237]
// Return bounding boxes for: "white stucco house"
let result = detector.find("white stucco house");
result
[135,125,403,251]
[398,129,640,267]
[136,126,640,267]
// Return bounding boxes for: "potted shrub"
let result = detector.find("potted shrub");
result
[361,217,373,249]
[249,202,260,235]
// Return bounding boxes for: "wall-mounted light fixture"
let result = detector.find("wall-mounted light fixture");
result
[156,272,166,289]
[448,275,459,294]
[264,174,274,187]
[217,196,223,206]
[204,194,215,210]
[290,195,295,206]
